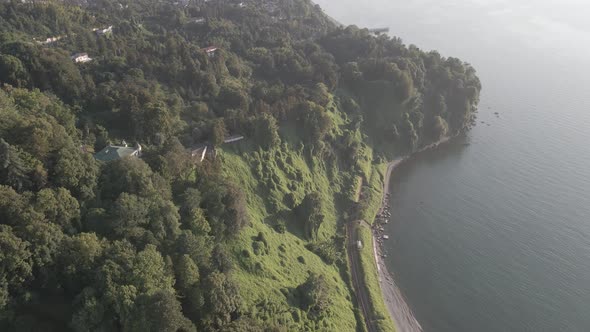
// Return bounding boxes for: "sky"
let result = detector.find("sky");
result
[313,0,590,62]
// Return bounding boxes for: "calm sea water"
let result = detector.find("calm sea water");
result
[315,1,590,331]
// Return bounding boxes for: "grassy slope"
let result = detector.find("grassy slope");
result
[218,98,396,330]
[220,145,357,331]
[359,163,387,223]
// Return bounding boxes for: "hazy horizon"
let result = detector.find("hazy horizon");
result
[315,0,590,64]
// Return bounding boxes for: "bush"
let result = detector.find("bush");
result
[306,240,341,265]
[254,262,263,272]
[274,220,287,233]
[252,241,266,256]
[284,193,297,209]
[256,232,268,247]
[278,244,287,253]
[296,273,332,319]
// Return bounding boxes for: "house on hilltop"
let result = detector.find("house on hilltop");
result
[94,141,142,162]
[71,53,92,63]
[368,27,390,35]
[93,25,113,36]
[35,36,63,45]
[189,17,206,24]
[203,46,218,58]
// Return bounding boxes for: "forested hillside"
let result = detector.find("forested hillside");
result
[0,0,480,331]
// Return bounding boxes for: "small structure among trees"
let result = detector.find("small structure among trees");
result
[93,25,113,36]
[190,144,208,163]
[223,135,244,144]
[71,53,92,63]
[203,46,218,58]
[189,134,244,163]
[94,141,142,162]
[35,35,64,45]
[188,17,206,24]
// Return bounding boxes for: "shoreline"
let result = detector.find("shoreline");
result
[372,137,451,332]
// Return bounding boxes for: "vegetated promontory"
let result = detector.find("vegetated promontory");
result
[0,0,480,331]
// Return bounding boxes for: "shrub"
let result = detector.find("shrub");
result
[252,241,266,256]
[254,262,263,272]
[256,232,268,247]
[274,220,287,233]
[306,241,340,265]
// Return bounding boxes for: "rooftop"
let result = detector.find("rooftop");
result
[71,52,88,58]
[94,145,140,162]
[224,135,244,143]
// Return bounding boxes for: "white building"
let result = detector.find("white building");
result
[36,36,63,45]
[189,17,206,24]
[71,53,92,63]
[203,46,218,58]
[94,26,113,36]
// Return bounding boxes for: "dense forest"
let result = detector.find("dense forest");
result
[0,0,480,331]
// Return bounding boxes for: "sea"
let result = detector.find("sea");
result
[314,0,590,331]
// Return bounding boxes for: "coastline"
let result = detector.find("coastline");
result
[372,137,451,332]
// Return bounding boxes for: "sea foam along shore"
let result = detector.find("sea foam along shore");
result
[372,137,451,332]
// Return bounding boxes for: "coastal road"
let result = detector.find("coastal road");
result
[346,155,431,332]
[346,220,378,332]
[344,159,404,332]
